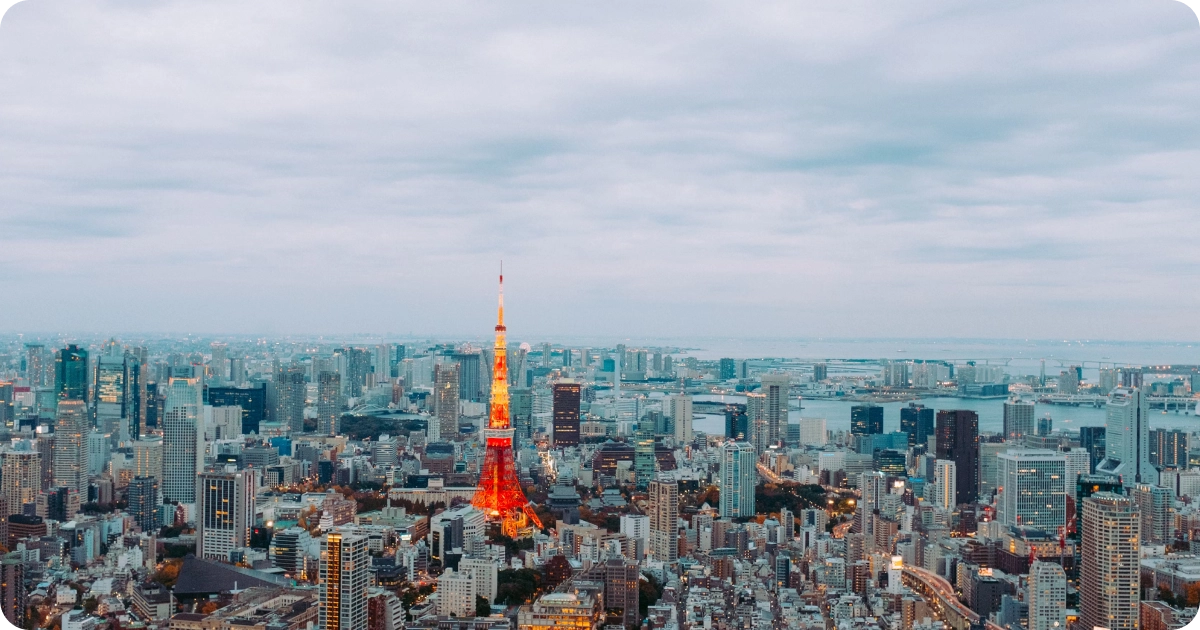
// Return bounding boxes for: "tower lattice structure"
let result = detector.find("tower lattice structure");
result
[471,273,543,537]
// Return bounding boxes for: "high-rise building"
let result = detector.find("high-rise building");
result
[648,478,678,564]
[851,404,883,436]
[798,417,827,447]
[1130,483,1173,544]
[932,459,956,511]
[1079,425,1106,473]
[760,373,789,448]
[813,362,828,382]
[718,358,736,380]
[317,371,342,436]
[0,382,13,428]
[552,380,581,447]
[270,527,312,579]
[669,394,693,444]
[1149,429,1188,469]
[196,467,256,561]
[437,567,477,617]
[452,352,483,402]
[133,437,164,482]
[94,354,127,437]
[935,410,979,505]
[320,529,369,630]
[1027,561,1067,630]
[1002,398,1034,441]
[1,450,40,517]
[87,431,110,476]
[55,345,88,401]
[510,388,533,446]
[128,476,160,533]
[433,363,460,440]
[1080,493,1139,630]
[209,342,228,383]
[25,344,46,388]
[724,403,748,441]
[162,377,202,503]
[274,364,307,434]
[1097,387,1156,487]
[206,384,266,435]
[900,403,933,447]
[634,422,656,490]
[995,449,1067,530]
[719,441,756,519]
[0,551,25,627]
[53,399,89,498]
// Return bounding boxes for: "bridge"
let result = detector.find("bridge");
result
[1037,394,1198,413]
[901,565,1003,630]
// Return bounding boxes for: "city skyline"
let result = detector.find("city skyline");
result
[2,1,1200,338]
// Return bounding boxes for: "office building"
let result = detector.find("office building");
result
[648,478,678,563]
[719,441,756,519]
[53,399,89,498]
[452,352,483,402]
[320,529,369,630]
[1080,425,1106,473]
[932,459,956,511]
[760,373,789,447]
[798,416,827,447]
[25,344,46,387]
[432,363,459,440]
[437,567,477,617]
[1002,399,1034,441]
[725,403,748,441]
[317,371,342,436]
[900,403,933,447]
[1027,561,1067,630]
[718,358,736,380]
[196,467,256,561]
[995,449,1067,530]
[206,384,266,435]
[1080,493,1140,630]
[634,422,655,490]
[275,364,307,434]
[162,377,202,503]
[935,409,979,505]
[669,394,693,443]
[1,450,40,517]
[127,476,160,533]
[94,354,127,437]
[517,591,601,630]
[1150,429,1188,469]
[851,404,883,436]
[270,527,312,579]
[1097,387,1156,487]
[56,345,89,401]
[552,380,581,447]
[0,551,25,627]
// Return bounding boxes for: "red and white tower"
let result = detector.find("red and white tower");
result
[471,273,543,537]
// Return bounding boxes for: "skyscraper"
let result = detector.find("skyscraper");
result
[1130,483,1173,545]
[453,352,483,402]
[934,409,979,505]
[724,403,748,441]
[317,371,342,436]
[995,449,1067,530]
[55,345,88,401]
[648,478,678,564]
[320,529,369,630]
[127,476,160,533]
[552,380,581,447]
[433,363,460,440]
[634,422,656,490]
[94,353,127,437]
[1080,493,1139,630]
[719,358,736,380]
[209,342,228,383]
[0,382,13,428]
[1002,398,1034,441]
[1027,561,1067,630]
[1079,425,1106,473]
[25,344,46,388]
[850,404,883,436]
[1097,387,1156,487]
[53,399,89,498]
[899,403,933,447]
[932,459,956,511]
[162,377,202,503]
[759,373,789,447]
[274,364,307,434]
[669,394,693,444]
[1,450,40,517]
[719,441,756,519]
[196,467,256,561]
[510,388,533,446]
[1149,428,1188,469]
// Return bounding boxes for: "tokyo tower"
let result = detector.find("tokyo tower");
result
[471,272,543,537]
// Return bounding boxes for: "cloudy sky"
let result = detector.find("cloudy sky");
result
[1,0,1198,340]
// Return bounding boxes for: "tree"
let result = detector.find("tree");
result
[496,568,542,605]
[475,595,491,617]
[638,573,663,616]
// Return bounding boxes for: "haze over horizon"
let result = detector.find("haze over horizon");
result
[2,0,1199,339]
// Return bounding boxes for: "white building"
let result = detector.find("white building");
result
[196,466,256,561]
[437,567,477,617]
[1028,560,1067,630]
[459,557,499,603]
[719,441,756,519]
[669,394,694,444]
[1097,387,1157,487]
[162,377,204,503]
[996,449,1067,531]
[932,459,956,511]
[797,417,827,447]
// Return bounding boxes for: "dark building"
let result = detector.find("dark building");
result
[900,403,934,447]
[206,384,267,435]
[1079,426,1106,473]
[56,345,89,401]
[874,449,907,477]
[583,553,640,628]
[725,404,749,441]
[592,441,635,479]
[44,486,77,523]
[510,388,533,446]
[128,476,160,533]
[0,551,25,627]
[6,514,46,549]
[851,404,884,436]
[719,358,736,380]
[813,363,828,382]
[144,381,162,429]
[453,352,483,402]
[1150,429,1188,469]
[935,410,979,505]
[552,381,581,447]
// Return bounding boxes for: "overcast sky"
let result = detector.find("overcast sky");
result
[1,0,1198,340]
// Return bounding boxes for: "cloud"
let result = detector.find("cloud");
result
[0,0,1198,340]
